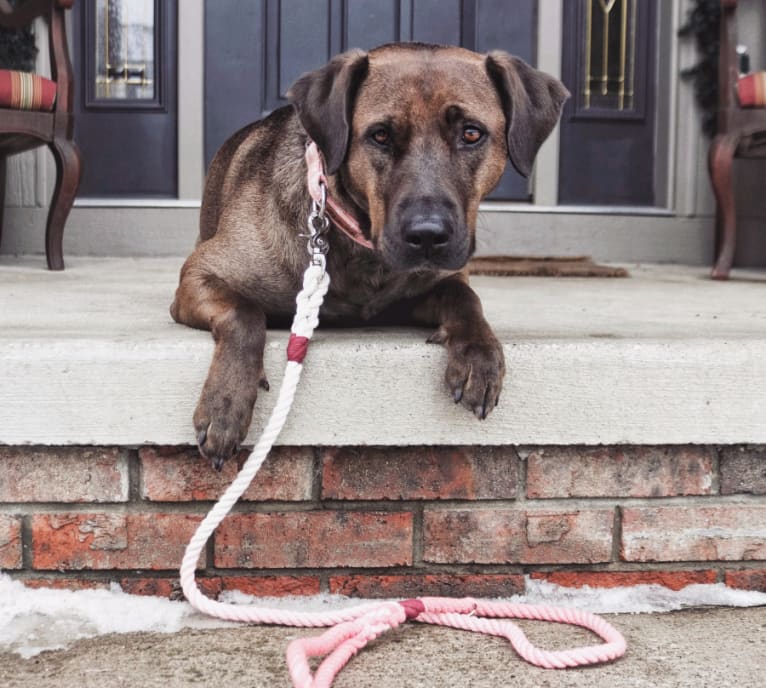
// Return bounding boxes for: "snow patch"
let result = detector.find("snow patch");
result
[1,572,765,658]
[0,575,233,658]
[517,578,766,614]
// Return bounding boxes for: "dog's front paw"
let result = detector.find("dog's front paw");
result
[193,380,264,470]
[440,331,505,420]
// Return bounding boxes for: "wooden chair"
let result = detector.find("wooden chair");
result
[0,0,79,270]
[709,0,766,279]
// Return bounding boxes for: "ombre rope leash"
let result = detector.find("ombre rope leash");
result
[180,148,627,688]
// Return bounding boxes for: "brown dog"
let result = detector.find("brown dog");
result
[171,43,568,469]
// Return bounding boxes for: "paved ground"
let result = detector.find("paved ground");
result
[2,606,764,687]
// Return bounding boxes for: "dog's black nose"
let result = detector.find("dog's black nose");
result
[401,216,452,252]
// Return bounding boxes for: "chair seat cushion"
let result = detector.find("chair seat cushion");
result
[0,70,57,111]
[737,71,766,108]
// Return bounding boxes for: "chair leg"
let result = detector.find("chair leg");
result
[46,138,82,270]
[708,134,738,280]
[0,155,7,251]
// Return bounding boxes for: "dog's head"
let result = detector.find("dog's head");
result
[288,43,569,271]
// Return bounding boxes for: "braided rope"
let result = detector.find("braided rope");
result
[180,248,627,688]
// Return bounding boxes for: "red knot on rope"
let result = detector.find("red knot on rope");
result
[287,334,310,363]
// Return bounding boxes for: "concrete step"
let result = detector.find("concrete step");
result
[2,257,765,446]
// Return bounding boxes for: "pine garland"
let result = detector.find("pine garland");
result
[679,0,721,137]
[0,0,38,72]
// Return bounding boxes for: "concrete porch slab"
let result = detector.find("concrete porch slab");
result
[1,256,765,446]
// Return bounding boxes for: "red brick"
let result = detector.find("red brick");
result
[321,446,517,500]
[621,506,766,562]
[423,508,613,565]
[120,576,222,599]
[526,446,715,499]
[139,446,314,501]
[215,511,413,569]
[0,515,23,569]
[329,573,524,598]
[0,447,128,502]
[221,575,321,597]
[720,446,766,495]
[119,578,178,598]
[31,513,204,570]
[530,570,717,591]
[725,569,766,592]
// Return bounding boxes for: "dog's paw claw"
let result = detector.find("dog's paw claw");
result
[193,388,256,470]
[445,336,505,420]
[197,426,209,448]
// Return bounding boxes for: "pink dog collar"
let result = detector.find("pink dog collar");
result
[305,141,374,250]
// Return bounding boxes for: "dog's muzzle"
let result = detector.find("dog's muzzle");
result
[388,196,469,270]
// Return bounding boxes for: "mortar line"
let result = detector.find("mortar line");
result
[401,493,766,510]
[711,443,722,495]
[2,492,765,516]
[612,505,624,563]
[20,514,33,570]
[412,503,425,567]
[127,448,142,502]
[311,445,323,503]
[515,445,528,504]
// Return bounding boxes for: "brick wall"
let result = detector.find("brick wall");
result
[1,445,765,598]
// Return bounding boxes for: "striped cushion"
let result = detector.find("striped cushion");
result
[0,70,57,111]
[737,71,766,108]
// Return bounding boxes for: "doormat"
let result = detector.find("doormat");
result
[468,256,629,278]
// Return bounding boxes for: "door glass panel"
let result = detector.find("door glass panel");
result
[558,0,657,205]
[582,0,637,112]
[95,0,156,100]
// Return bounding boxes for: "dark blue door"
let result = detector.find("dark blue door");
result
[557,0,658,206]
[73,1,178,198]
[205,0,537,201]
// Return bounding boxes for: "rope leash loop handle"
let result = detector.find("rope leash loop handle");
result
[284,597,627,687]
[417,598,627,670]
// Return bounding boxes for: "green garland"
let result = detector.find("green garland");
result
[0,0,38,71]
[679,0,720,137]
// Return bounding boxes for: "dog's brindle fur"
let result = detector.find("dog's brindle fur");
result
[171,43,569,468]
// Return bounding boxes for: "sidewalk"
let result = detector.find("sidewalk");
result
[2,606,764,687]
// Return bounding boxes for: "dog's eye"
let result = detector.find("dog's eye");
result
[461,126,484,145]
[369,127,390,146]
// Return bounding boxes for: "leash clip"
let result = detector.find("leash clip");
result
[307,182,330,269]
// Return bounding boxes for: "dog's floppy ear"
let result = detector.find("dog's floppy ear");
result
[287,49,369,175]
[485,51,570,178]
